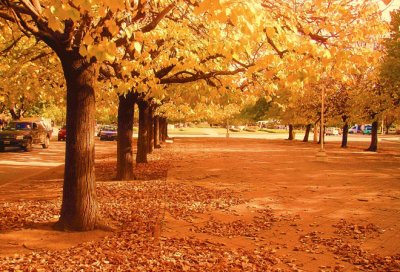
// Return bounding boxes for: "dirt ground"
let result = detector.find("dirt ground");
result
[0,138,399,271]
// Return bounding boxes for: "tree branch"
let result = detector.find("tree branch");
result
[141,3,175,33]
[159,68,245,84]
[0,35,23,55]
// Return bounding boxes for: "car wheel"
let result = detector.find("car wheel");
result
[42,136,50,149]
[23,139,33,152]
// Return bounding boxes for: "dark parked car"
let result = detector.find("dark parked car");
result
[58,125,67,141]
[363,125,372,135]
[99,126,117,141]
[0,118,52,151]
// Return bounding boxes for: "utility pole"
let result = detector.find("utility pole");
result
[317,85,327,159]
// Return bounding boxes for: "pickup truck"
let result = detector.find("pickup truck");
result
[0,118,52,152]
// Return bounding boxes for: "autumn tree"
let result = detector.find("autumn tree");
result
[0,27,64,120]
[111,0,266,170]
[380,9,400,136]
[0,0,184,231]
[381,9,400,102]
[258,0,387,143]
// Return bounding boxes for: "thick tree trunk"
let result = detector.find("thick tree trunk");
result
[154,115,161,149]
[56,55,98,231]
[147,106,154,154]
[341,122,349,148]
[288,124,294,140]
[137,100,149,163]
[116,92,136,181]
[367,121,379,152]
[303,124,311,142]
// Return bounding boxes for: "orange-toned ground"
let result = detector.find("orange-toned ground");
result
[0,138,399,271]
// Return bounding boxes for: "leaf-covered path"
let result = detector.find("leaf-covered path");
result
[0,138,399,271]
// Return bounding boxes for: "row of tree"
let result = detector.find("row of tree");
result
[0,0,396,231]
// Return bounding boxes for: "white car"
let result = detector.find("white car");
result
[325,127,340,136]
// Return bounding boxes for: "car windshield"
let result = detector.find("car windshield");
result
[5,122,32,130]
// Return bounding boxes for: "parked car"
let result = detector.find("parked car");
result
[58,125,67,141]
[325,127,340,136]
[363,125,372,135]
[99,126,118,141]
[243,126,258,132]
[348,125,360,134]
[229,126,241,132]
[0,118,52,151]
[387,126,397,134]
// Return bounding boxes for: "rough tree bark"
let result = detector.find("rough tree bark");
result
[154,115,161,148]
[367,121,379,152]
[288,124,294,140]
[116,92,136,181]
[56,54,98,231]
[341,118,349,148]
[164,117,169,139]
[137,100,150,163]
[160,117,167,142]
[313,123,319,143]
[303,124,312,142]
[318,126,325,144]
[147,106,154,154]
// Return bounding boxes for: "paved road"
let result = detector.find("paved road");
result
[169,131,400,143]
[1,133,398,187]
[0,139,117,187]
[0,140,66,187]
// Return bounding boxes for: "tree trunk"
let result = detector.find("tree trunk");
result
[56,55,98,231]
[367,121,379,152]
[116,92,136,181]
[313,123,319,143]
[164,118,169,139]
[9,108,20,120]
[288,124,294,140]
[341,122,349,148]
[318,126,325,144]
[9,105,25,120]
[147,106,154,154]
[137,100,149,163]
[159,117,165,142]
[154,115,161,149]
[303,124,311,142]
[160,117,167,142]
